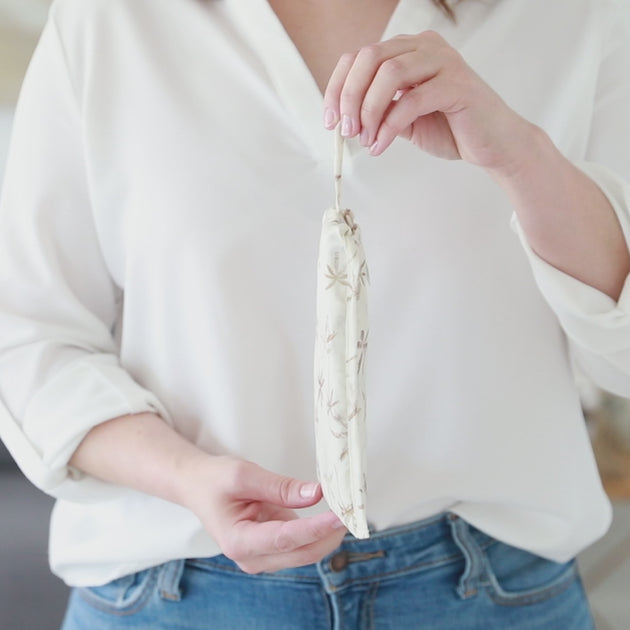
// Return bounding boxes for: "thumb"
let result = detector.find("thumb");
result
[237,463,323,508]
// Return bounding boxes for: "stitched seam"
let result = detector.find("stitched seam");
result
[485,563,578,607]
[186,558,320,584]
[77,570,158,617]
[328,538,494,590]
[364,582,379,630]
[345,551,386,564]
[158,560,184,601]
[329,551,462,590]
[187,536,493,590]
[320,587,333,630]
[187,552,461,590]
[362,515,445,541]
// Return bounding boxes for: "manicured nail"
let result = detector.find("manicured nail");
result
[300,482,318,499]
[324,108,336,129]
[369,140,379,155]
[341,115,353,137]
[360,128,370,147]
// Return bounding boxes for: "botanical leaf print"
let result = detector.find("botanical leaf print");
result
[314,205,369,539]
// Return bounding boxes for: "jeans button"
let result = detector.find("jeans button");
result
[330,551,349,572]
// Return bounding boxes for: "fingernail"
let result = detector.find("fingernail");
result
[299,482,318,499]
[341,115,353,137]
[369,140,379,155]
[332,518,346,529]
[324,108,336,129]
[360,128,370,147]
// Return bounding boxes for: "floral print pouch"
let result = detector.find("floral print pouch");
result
[314,129,370,539]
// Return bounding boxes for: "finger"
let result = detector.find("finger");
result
[370,75,458,155]
[338,38,417,139]
[226,459,324,508]
[359,50,439,147]
[227,510,346,564]
[229,512,347,574]
[324,37,414,135]
[324,51,357,130]
[239,525,348,574]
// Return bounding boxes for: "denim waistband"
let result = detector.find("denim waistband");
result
[180,512,496,600]
[317,513,494,595]
[66,511,591,630]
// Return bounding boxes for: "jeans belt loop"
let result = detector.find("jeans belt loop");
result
[157,559,186,602]
[447,513,485,600]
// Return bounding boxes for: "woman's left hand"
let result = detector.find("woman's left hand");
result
[324,31,630,301]
[323,31,534,176]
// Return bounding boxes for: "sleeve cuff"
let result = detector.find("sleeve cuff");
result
[510,160,630,356]
[0,354,172,502]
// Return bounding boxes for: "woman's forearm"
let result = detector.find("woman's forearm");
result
[69,412,208,509]
[490,123,630,301]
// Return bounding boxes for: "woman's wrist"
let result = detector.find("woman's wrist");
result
[484,117,550,186]
[175,449,224,514]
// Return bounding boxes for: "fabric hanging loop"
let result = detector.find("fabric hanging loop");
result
[314,126,370,539]
[334,124,343,211]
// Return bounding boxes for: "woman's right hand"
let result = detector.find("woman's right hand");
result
[183,454,347,574]
[70,413,346,575]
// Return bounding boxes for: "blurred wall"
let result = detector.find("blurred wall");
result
[0,0,51,177]
[0,1,51,465]
[0,0,51,105]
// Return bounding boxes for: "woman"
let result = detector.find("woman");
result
[1,0,629,627]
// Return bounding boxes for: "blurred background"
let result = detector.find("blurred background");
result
[1,1,630,628]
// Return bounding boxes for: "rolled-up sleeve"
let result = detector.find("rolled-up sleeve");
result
[511,5,630,399]
[0,16,171,500]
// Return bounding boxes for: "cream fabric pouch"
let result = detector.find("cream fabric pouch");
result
[314,130,369,539]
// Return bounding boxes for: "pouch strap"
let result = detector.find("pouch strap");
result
[334,125,344,211]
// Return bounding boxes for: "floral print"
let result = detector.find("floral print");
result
[314,196,370,539]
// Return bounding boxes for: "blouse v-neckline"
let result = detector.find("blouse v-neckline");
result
[225,0,438,163]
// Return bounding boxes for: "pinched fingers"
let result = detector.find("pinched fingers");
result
[324,36,419,137]
[370,74,461,156]
[192,457,347,574]
[359,50,440,148]
[324,31,465,151]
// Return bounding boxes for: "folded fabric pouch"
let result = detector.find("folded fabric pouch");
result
[314,129,370,539]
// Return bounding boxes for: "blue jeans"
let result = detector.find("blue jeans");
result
[61,513,595,629]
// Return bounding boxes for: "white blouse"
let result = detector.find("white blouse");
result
[1,0,630,586]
